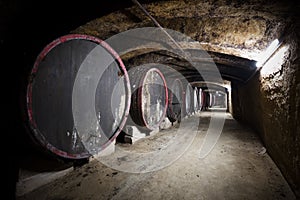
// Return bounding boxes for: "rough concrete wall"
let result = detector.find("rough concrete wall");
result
[231,29,300,197]
[262,29,300,198]
[231,73,264,133]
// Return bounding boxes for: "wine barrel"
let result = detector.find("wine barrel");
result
[26,34,131,159]
[129,66,168,131]
[184,83,193,116]
[201,89,207,110]
[209,93,214,107]
[203,91,210,110]
[193,87,198,113]
[198,88,203,111]
[166,78,184,123]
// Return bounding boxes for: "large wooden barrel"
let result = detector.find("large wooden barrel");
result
[129,66,168,131]
[200,89,209,111]
[25,34,131,159]
[204,91,211,110]
[184,83,193,116]
[166,78,184,123]
[193,87,198,113]
[198,88,203,111]
[209,93,214,107]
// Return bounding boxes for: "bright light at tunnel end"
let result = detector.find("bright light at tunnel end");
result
[255,39,280,68]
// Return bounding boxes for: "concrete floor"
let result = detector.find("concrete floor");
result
[16,112,296,200]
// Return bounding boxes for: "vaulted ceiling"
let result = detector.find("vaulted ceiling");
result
[71,0,294,84]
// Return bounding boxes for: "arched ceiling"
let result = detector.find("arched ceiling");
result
[192,81,230,93]
[71,0,294,83]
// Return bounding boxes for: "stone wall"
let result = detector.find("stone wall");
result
[231,28,300,196]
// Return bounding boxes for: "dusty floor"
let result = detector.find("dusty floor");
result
[16,112,296,200]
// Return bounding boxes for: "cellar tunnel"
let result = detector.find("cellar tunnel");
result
[2,0,299,199]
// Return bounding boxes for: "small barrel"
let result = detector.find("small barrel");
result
[129,66,168,131]
[166,78,184,123]
[26,34,131,159]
